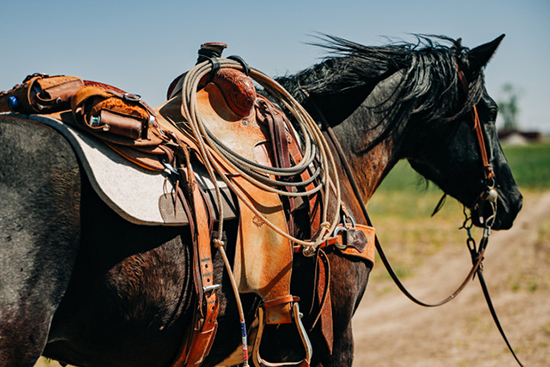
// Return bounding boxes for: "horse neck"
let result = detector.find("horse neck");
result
[323,71,408,204]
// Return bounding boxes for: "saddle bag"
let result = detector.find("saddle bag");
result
[1,73,171,171]
[0,73,84,114]
[1,74,161,145]
[71,84,162,146]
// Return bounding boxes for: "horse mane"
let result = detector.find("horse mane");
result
[278,35,487,148]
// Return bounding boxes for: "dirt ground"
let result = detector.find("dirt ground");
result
[352,192,550,367]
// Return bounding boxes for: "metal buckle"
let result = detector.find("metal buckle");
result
[161,160,180,176]
[302,245,316,257]
[332,212,357,250]
[332,226,347,250]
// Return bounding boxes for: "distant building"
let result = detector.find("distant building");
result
[498,129,541,144]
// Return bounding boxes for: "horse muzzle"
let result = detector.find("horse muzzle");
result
[471,185,522,230]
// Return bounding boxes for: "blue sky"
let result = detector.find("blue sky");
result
[1,0,548,133]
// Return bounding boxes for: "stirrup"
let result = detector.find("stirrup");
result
[253,302,312,367]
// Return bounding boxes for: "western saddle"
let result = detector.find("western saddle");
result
[0,43,375,367]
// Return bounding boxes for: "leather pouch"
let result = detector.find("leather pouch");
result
[71,85,160,146]
[0,74,84,113]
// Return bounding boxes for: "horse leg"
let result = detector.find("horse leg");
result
[0,117,81,366]
[313,255,371,367]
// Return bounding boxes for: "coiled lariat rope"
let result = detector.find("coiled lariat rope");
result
[179,58,341,249]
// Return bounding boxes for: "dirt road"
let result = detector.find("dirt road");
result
[352,192,550,366]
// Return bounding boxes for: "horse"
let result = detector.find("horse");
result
[0,34,522,367]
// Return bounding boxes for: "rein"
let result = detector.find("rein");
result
[302,63,524,364]
[303,91,478,307]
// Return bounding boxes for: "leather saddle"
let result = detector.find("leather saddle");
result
[157,67,308,322]
[157,62,322,366]
[0,48,376,366]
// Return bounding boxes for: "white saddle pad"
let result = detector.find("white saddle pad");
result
[23,114,237,226]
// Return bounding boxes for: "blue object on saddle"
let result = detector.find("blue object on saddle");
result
[7,96,19,111]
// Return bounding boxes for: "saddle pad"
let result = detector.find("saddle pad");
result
[9,113,237,226]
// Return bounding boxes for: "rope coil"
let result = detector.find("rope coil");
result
[178,58,341,249]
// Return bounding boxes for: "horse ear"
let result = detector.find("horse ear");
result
[466,34,505,72]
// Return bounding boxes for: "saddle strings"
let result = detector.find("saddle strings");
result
[179,58,342,249]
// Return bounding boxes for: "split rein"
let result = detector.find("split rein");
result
[303,64,524,366]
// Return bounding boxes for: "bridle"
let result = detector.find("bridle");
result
[456,65,523,366]
[305,63,523,366]
[456,66,499,228]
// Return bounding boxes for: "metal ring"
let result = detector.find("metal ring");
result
[342,213,356,230]
[123,93,142,102]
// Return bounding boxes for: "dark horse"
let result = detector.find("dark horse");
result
[0,35,522,367]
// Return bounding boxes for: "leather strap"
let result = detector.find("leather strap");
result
[285,114,322,238]
[262,295,300,310]
[457,67,494,181]
[294,223,375,265]
[173,154,219,367]
[313,250,333,354]
[476,267,524,366]
[256,95,297,222]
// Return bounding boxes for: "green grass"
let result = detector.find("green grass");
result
[502,142,550,190]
